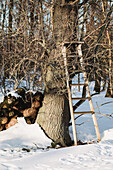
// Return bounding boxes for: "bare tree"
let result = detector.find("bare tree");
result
[0,0,112,146]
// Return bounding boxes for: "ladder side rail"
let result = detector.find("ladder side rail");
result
[77,44,101,142]
[62,45,78,146]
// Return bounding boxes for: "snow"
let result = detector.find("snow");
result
[1,82,113,170]
[7,91,22,99]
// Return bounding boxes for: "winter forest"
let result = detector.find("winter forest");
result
[0,0,113,169]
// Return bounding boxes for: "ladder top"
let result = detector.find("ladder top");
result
[62,41,84,46]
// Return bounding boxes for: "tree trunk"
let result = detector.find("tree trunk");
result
[8,0,13,52]
[53,0,78,42]
[36,93,72,146]
[94,74,101,93]
[36,0,78,146]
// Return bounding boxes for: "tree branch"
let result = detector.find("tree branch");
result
[73,84,86,111]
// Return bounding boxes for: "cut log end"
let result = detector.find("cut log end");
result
[5,118,18,130]
[22,108,37,118]
[0,117,8,124]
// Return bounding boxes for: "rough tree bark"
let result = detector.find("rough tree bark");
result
[37,93,72,146]
[36,64,72,146]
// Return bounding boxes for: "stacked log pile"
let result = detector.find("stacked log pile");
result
[0,88,43,131]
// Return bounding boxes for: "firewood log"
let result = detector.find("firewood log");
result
[24,118,32,124]
[5,117,18,129]
[24,114,36,124]
[33,91,44,102]
[13,97,25,110]
[12,106,23,117]
[34,95,40,101]
[22,108,37,117]
[8,111,15,117]
[0,124,4,131]
[31,100,40,109]
[23,108,37,124]
[0,108,9,117]
[0,117,8,124]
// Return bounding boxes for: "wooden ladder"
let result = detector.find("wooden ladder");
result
[62,42,101,146]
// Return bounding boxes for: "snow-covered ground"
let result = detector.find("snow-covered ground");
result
[0,81,113,170]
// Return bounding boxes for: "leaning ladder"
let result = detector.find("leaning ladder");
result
[62,42,101,146]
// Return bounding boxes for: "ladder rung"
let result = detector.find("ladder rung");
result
[72,97,91,100]
[74,111,94,114]
[63,41,84,46]
[71,83,88,86]
[67,55,80,58]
